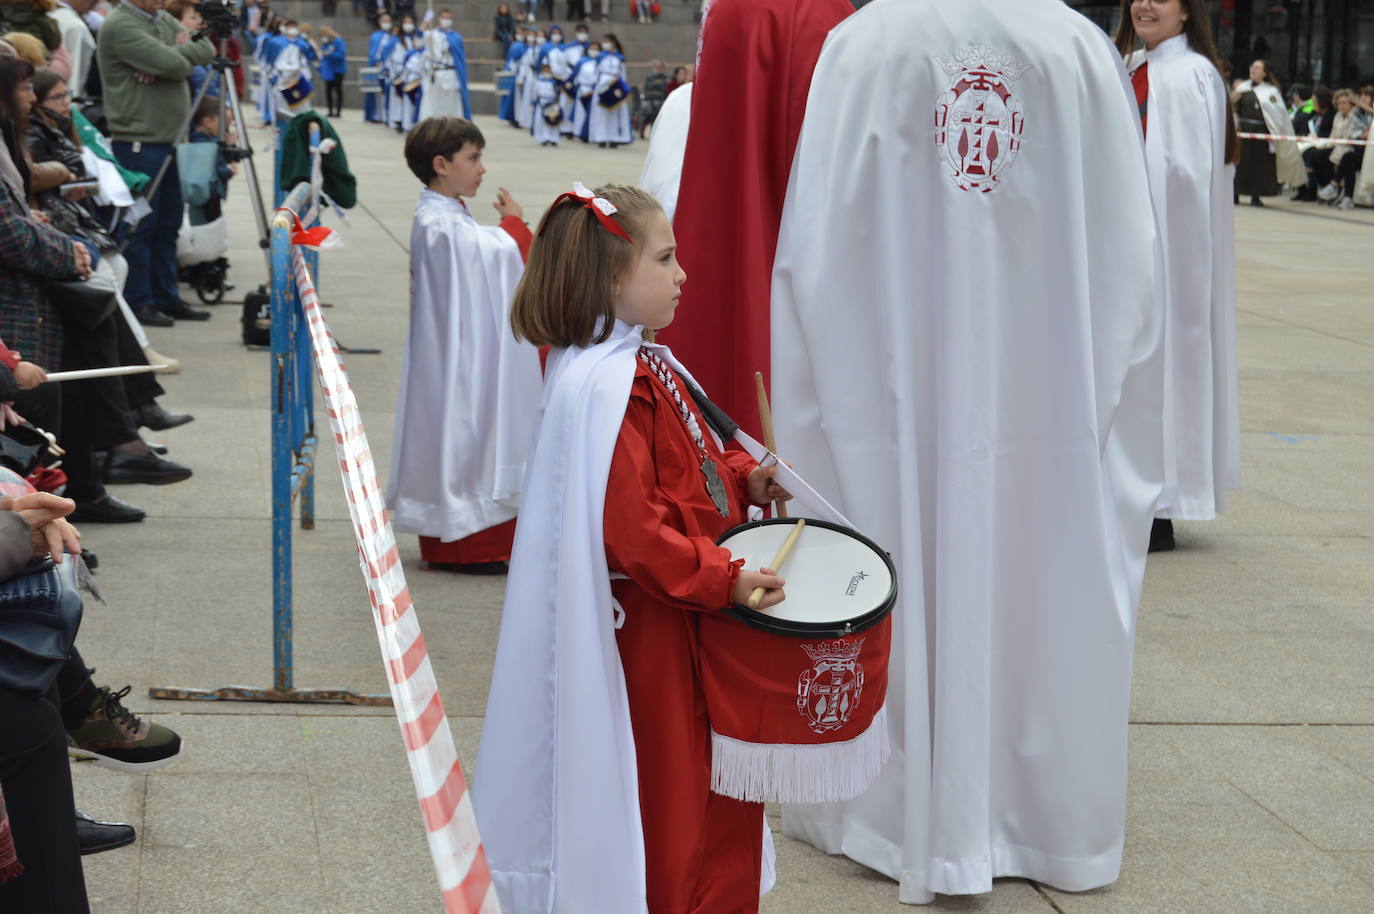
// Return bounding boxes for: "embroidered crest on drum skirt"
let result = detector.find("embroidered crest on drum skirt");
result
[797,638,867,734]
[933,46,1031,193]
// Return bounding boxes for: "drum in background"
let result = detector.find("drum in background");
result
[700,518,896,804]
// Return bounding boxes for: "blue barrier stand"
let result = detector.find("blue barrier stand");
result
[150,124,389,707]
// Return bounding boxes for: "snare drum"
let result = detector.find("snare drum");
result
[700,518,896,804]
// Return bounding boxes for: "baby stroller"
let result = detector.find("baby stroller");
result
[175,141,232,304]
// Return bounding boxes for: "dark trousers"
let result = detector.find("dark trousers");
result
[567,0,585,19]
[1335,150,1362,197]
[325,76,345,116]
[12,383,102,504]
[0,684,89,913]
[112,142,182,312]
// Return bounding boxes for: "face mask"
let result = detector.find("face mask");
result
[379,21,391,30]
[551,33,562,43]
[587,48,600,58]
[402,22,415,32]
[439,18,452,28]
[576,31,588,41]
[535,35,545,45]
[284,27,299,38]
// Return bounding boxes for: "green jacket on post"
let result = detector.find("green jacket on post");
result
[95,2,214,144]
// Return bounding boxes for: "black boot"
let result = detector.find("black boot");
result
[1149,518,1175,553]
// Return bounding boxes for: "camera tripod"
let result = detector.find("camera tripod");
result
[125,35,272,280]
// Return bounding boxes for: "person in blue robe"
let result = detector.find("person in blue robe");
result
[365,14,393,123]
[498,28,527,124]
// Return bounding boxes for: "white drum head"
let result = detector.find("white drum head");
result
[719,520,895,627]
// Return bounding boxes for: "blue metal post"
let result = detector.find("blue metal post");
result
[269,196,297,692]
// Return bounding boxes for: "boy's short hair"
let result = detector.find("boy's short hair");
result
[404,116,486,184]
[512,184,662,349]
[193,96,220,127]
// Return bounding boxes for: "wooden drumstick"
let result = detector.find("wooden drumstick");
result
[746,518,805,610]
[755,371,788,519]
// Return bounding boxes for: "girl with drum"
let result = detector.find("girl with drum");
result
[474,183,791,913]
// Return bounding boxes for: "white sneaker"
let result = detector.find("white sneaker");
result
[1338,195,1355,210]
[1317,183,1339,201]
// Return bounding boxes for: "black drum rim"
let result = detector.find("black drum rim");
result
[715,516,898,639]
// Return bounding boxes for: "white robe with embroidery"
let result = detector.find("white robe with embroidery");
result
[1134,36,1240,519]
[639,83,692,222]
[385,190,542,543]
[771,0,1165,901]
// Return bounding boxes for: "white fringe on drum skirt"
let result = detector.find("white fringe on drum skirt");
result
[709,704,890,804]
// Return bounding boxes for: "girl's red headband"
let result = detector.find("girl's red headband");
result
[541,181,634,244]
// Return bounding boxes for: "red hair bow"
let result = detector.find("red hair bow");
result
[543,181,633,244]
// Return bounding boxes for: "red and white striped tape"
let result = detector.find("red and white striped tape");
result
[1236,131,1374,146]
[289,247,501,914]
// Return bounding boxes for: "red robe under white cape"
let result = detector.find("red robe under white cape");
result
[473,321,779,913]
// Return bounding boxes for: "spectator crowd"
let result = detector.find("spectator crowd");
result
[0,0,231,906]
[1229,55,1373,210]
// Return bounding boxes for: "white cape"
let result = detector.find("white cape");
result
[1235,78,1306,188]
[1142,36,1240,519]
[770,0,1165,901]
[474,320,775,913]
[638,83,693,223]
[385,190,542,542]
[1356,136,1374,206]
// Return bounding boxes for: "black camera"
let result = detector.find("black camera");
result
[197,0,240,39]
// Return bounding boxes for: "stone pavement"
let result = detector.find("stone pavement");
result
[72,112,1374,913]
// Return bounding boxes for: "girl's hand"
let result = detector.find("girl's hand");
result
[492,186,524,221]
[747,462,792,506]
[731,568,785,611]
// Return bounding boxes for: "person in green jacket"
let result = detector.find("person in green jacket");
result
[96,0,213,324]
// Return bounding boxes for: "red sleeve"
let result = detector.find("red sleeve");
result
[500,215,533,262]
[721,448,765,506]
[604,384,744,612]
[0,340,20,372]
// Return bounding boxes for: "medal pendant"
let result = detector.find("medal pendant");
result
[701,459,731,517]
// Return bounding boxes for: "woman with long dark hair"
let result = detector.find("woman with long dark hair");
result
[1115,0,1240,552]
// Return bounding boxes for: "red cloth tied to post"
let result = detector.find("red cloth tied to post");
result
[279,208,339,250]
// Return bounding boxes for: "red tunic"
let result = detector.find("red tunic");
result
[417,215,535,567]
[664,0,853,440]
[604,360,766,914]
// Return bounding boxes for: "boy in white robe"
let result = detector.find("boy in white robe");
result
[386,117,543,573]
[532,64,562,146]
